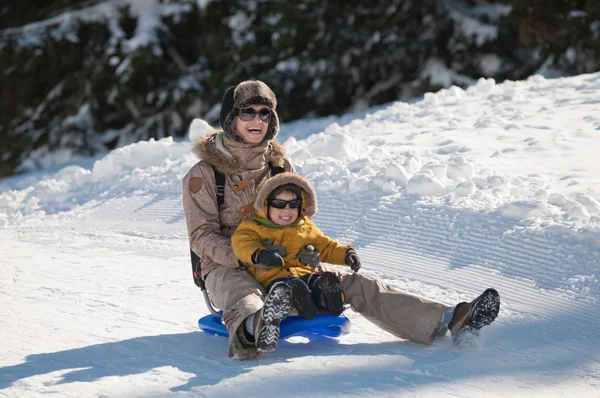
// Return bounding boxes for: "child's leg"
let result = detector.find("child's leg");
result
[288,277,318,319]
[265,276,297,292]
[254,281,292,353]
[266,276,319,319]
[302,272,345,316]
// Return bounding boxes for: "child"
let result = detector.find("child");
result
[232,172,361,320]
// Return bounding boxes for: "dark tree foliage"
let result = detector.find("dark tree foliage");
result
[500,0,600,74]
[0,0,98,29]
[0,0,598,178]
[208,0,451,120]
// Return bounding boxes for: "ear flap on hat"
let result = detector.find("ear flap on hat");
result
[220,86,236,130]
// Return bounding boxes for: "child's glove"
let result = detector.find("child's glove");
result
[297,244,321,267]
[251,249,285,268]
[345,251,361,272]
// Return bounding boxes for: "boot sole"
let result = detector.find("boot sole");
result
[289,279,318,320]
[319,272,345,316]
[451,288,500,344]
[256,282,292,353]
[469,288,500,330]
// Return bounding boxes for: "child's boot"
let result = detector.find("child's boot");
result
[318,272,345,316]
[288,278,318,320]
[254,281,292,352]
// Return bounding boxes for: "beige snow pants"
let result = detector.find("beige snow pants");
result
[204,266,266,358]
[205,265,447,357]
[321,265,447,344]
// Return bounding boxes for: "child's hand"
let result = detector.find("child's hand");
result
[251,249,285,268]
[297,244,320,267]
[345,251,361,272]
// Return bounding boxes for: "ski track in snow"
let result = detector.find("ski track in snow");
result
[1,73,600,397]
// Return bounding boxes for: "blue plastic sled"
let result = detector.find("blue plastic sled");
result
[198,313,351,338]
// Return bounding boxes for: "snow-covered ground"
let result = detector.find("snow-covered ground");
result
[1,73,599,397]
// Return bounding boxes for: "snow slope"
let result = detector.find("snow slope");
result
[1,73,599,397]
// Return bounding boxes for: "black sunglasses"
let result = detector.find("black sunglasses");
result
[239,107,272,122]
[269,199,302,209]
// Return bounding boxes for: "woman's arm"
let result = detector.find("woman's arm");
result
[182,165,239,268]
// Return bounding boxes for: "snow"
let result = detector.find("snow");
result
[1,73,600,397]
[187,118,214,142]
[478,54,502,75]
[420,58,476,88]
[441,0,511,46]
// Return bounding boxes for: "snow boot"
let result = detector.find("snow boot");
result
[254,281,292,352]
[288,278,319,320]
[230,325,259,360]
[318,272,345,316]
[449,288,500,344]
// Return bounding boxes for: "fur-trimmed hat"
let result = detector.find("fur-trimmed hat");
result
[255,173,318,218]
[267,183,302,203]
[220,80,280,144]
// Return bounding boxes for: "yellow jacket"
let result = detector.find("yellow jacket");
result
[231,172,353,288]
[232,216,351,288]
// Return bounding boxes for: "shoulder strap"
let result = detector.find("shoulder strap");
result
[192,168,224,287]
[214,168,226,207]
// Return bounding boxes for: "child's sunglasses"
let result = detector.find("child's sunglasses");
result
[239,107,272,123]
[269,199,302,209]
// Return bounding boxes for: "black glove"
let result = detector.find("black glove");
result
[297,244,321,267]
[260,238,287,257]
[345,251,361,272]
[252,249,285,268]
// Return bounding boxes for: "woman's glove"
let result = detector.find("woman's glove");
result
[297,244,321,267]
[251,249,285,268]
[345,251,361,272]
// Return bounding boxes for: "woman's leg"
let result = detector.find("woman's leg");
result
[319,266,447,344]
[204,267,266,359]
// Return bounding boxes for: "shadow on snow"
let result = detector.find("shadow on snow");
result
[1,306,597,394]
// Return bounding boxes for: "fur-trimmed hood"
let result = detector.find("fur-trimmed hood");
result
[254,172,317,218]
[193,131,287,175]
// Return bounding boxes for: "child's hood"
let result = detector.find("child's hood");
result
[254,172,317,219]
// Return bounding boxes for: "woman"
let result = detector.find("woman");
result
[182,80,500,360]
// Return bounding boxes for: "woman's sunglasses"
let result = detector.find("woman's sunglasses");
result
[239,107,272,123]
[269,199,302,209]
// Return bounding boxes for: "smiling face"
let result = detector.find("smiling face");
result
[233,105,270,144]
[268,190,300,226]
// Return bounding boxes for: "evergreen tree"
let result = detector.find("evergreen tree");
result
[0,0,598,178]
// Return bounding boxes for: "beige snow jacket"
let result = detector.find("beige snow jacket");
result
[182,131,294,279]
